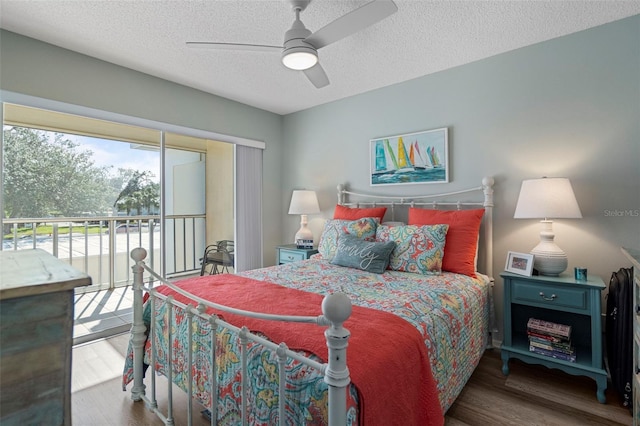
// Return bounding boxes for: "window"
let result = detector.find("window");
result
[1,103,236,289]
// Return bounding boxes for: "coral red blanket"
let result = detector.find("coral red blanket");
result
[156,274,444,426]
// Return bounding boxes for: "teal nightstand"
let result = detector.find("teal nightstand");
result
[500,271,607,403]
[276,244,318,265]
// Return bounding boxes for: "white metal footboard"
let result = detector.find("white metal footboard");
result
[129,247,352,426]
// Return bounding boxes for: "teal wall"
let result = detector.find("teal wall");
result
[282,16,639,340]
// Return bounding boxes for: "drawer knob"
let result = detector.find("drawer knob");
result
[539,292,557,301]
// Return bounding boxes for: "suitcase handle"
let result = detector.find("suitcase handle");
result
[539,292,557,301]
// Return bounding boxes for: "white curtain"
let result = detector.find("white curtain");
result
[234,144,263,272]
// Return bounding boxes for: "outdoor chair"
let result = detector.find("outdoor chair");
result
[200,240,234,275]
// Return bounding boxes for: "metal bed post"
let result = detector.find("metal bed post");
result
[481,176,495,279]
[165,295,175,426]
[207,314,218,426]
[239,327,249,426]
[336,184,345,205]
[130,247,148,402]
[276,343,288,426]
[322,292,352,426]
[186,305,195,426]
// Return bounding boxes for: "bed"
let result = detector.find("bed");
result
[122,177,495,425]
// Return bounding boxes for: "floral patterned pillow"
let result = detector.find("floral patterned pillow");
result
[376,224,449,275]
[318,217,379,260]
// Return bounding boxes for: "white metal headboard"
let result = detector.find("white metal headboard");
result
[337,176,495,279]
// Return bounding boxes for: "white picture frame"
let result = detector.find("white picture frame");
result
[505,251,534,276]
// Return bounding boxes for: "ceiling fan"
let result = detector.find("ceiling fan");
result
[186,0,398,88]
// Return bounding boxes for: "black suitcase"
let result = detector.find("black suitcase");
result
[605,266,634,410]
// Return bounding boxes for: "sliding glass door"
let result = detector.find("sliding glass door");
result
[1,103,234,290]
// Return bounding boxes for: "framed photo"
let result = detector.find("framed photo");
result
[296,239,314,249]
[505,251,534,276]
[370,127,449,186]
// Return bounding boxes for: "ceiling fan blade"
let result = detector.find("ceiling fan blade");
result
[303,62,329,88]
[186,42,281,53]
[304,0,397,49]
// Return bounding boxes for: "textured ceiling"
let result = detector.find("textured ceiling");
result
[1,1,639,115]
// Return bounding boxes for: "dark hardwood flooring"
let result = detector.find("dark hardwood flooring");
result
[72,335,632,425]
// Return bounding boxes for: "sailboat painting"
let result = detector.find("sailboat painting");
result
[370,127,448,186]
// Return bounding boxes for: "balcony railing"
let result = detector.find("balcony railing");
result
[2,214,206,292]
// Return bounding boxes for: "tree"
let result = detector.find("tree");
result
[113,170,160,215]
[3,126,160,224]
[3,127,114,219]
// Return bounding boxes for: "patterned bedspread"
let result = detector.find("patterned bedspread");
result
[242,255,490,412]
[122,255,490,424]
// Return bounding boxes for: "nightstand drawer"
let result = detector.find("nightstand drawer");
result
[512,280,587,311]
[278,249,306,264]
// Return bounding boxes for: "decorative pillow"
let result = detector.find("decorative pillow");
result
[333,204,387,222]
[318,217,379,260]
[376,224,449,275]
[407,208,484,277]
[330,234,396,274]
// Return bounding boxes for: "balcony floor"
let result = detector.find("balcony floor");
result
[73,286,133,346]
[73,272,201,346]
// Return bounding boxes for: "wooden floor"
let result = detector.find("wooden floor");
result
[446,349,632,425]
[72,335,633,425]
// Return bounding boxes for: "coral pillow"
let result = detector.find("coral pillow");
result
[333,204,387,222]
[408,208,484,277]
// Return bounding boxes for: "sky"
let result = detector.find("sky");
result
[4,125,167,183]
[70,134,160,182]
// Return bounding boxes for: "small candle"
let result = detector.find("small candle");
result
[574,267,588,282]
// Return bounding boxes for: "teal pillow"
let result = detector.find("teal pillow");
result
[318,217,379,260]
[330,233,396,274]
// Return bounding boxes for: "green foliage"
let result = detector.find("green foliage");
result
[113,170,160,215]
[2,126,159,219]
[4,224,104,239]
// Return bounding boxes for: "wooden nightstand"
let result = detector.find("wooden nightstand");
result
[276,244,318,265]
[500,271,607,403]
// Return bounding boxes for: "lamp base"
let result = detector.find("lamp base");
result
[530,220,568,276]
[294,214,314,246]
[531,248,568,276]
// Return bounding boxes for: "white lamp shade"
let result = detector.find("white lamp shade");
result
[513,177,581,276]
[514,178,582,219]
[288,190,320,215]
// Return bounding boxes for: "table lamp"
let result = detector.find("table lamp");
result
[288,190,320,247]
[513,177,582,276]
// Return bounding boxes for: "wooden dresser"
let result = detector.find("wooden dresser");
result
[622,247,640,425]
[0,249,91,426]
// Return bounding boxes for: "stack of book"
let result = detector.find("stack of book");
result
[527,317,576,363]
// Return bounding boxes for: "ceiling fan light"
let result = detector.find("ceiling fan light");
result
[282,49,317,70]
